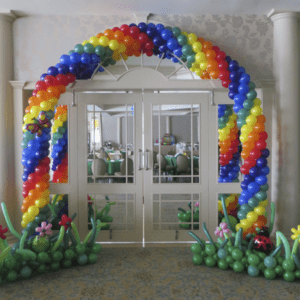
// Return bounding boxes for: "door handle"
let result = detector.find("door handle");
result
[145,149,149,170]
[138,149,142,170]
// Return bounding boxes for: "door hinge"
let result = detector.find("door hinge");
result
[175,230,179,240]
[109,229,112,240]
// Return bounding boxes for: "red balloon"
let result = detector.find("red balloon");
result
[44,75,58,87]
[212,46,220,54]
[223,152,233,161]
[249,148,261,159]
[22,181,35,190]
[219,70,230,81]
[138,33,148,44]
[244,158,256,168]
[27,173,38,184]
[222,80,230,88]
[56,74,69,86]
[112,27,120,32]
[145,41,154,50]
[259,131,268,141]
[255,139,267,150]
[231,139,240,148]
[35,81,48,91]
[120,24,131,36]
[129,26,140,39]
[32,90,38,97]
[240,165,250,175]
[41,157,51,166]
[66,73,76,83]
[146,50,153,57]
[216,51,226,61]
[35,165,47,175]
[22,190,29,198]
[228,146,238,154]
[218,60,229,71]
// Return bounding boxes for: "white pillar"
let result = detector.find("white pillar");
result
[166,116,170,134]
[117,117,122,145]
[0,12,16,235]
[268,11,300,236]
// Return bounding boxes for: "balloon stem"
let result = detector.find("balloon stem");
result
[1,202,21,240]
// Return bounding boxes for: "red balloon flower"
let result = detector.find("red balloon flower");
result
[59,214,73,231]
[0,225,8,240]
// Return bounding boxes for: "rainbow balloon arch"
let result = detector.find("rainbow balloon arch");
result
[0,22,300,284]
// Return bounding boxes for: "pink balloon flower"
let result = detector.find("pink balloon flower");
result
[35,222,53,237]
[214,222,230,238]
[195,202,199,207]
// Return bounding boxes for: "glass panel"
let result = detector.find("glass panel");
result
[49,194,69,230]
[87,104,134,184]
[88,194,134,230]
[218,104,241,183]
[50,105,68,183]
[153,194,200,230]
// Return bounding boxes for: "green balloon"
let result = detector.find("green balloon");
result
[4,257,16,270]
[277,256,284,265]
[248,265,259,277]
[233,261,244,272]
[6,270,18,282]
[218,249,228,260]
[75,244,86,255]
[243,99,254,110]
[227,246,234,254]
[295,269,300,278]
[37,264,47,274]
[258,262,266,273]
[275,265,284,276]
[180,55,187,62]
[68,50,75,55]
[264,267,276,280]
[257,252,267,260]
[95,45,106,57]
[105,47,114,57]
[64,249,75,260]
[219,116,229,124]
[245,250,253,257]
[77,254,88,265]
[21,141,27,149]
[264,256,277,268]
[218,259,229,270]
[177,212,184,220]
[248,81,256,90]
[238,108,250,119]
[240,204,252,213]
[205,244,216,256]
[192,254,203,265]
[232,249,243,261]
[187,54,195,63]
[109,57,116,65]
[102,61,109,67]
[248,254,260,266]
[177,35,188,46]
[172,27,181,37]
[193,213,199,222]
[52,251,63,262]
[222,216,238,229]
[35,214,47,224]
[205,257,217,267]
[260,184,269,191]
[183,211,191,221]
[83,43,95,54]
[50,262,60,271]
[283,271,295,282]
[225,255,235,265]
[63,259,72,268]
[37,252,50,264]
[88,253,98,264]
[186,62,192,69]
[182,44,193,56]
[248,197,260,208]
[191,243,202,255]
[246,90,257,100]
[74,44,84,54]
[237,118,246,128]
[255,191,267,201]
[241,257,249,268]
[20,266,32,279]
[282,259,295,272]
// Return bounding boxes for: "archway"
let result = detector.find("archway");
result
[19,22,269,240]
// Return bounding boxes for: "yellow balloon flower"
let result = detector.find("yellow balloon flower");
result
[241,219,251,229]
[291,225,300,242]
[23,113,34,124]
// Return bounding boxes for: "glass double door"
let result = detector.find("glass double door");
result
[77,91,210,243]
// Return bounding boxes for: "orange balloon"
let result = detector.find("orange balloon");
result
[202,41,213,53]
[25,106,32,114]
[28,96,39,106]
[37,90,50,101]
[57,85,66,94]
[241,150,250,160]
[197,37,205,44]
[47,86,61,99]
[256,115,266,123]
[207,59,218,73]
[206,49,216,60]
[104,29,114,40]
[248,132,260,142]
[42,173,50,182]
[209,70,220,79]
[96,33,104,38]
[253,123,265,133]
[114,30,124,42]
[231,127,239,135]
[28,189,41,199]
[21,205,28,213]
[36,182,49,191]
[243,141,255,151]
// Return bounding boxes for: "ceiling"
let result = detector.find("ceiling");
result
[1,0,300,17]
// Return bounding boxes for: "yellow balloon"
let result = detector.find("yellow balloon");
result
[239,133,248,143]
[195,68,203,77]
[236,223,242,232]
[229,114,237,121]
[226,121,235,129]
[22,212,30,223]
[251,106,262,116]
[218,201,223,212]
[192,42,202,53]
[253,98,262,106]
[247,211,258,222]
[223,126,230,135]
[122,53,128,61]
[228,196,235,203]
[40,101,52,111]
[260,200,268,207]
[200,62,207,70]
[28,205,39,215]
[109,39,119,51]
[23,113,34,124]
[89,36,99,47]
[195,52,206,63]
[54,120,63,127]
[22,124,27,132]
[21,220,27,228]
[35,198,47,208]
[30,106,41,118]
[187,33,197,45]
[181,31,188,37]
[49,97,58,106]
[52,126,58,133]
[225,198,230,206]
[41,190,50,198]
[82,40,89,46]
[246,115,257,126]
[112,52,121,61]
[191,62,199,68]
[99,36,109,47]
[241,219,251,229]
[254,206,265,215]
[58,114,67,122]
[118,43,126,53]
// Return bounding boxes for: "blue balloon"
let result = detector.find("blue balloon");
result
[238,67,246,74]
[249,166,260,177]
[219,170,228,177]
[81,53,91,64]
[228,82,239,92]
[171,57,179,63]
[233,104,243,114]
[241,181,248,190]
[167,38,179,50]
[256,158,267,168]
[239,73,250,84]
[218,105,227,112]
[228,172,238,180]
[159,44,168,53]
[261,166,270,175]
[27,158,38,168]
[255,175,268,185]
[233,166,240,172]
[234,94,246,104]
[161,29,173,41]
[147,23,156,29]
[229,71,239,82]
[146,27,157,38]
[218,177,224,183]
[223,177,232,183]
[91,53,100,64]
[138,22,147,32]
[261,149,270,158]
[238,83,250,95]
[248,182,260,195]
[60,54,71,66]
[173,47,183,57]
[40,73,47,81]
[228,91,236,100]
[129,23,137,27]
[244,174,254,183]
[47,66,58,76]
[69,63,81,75]
[238,199,248,207]
[70,52,81,64]
[152,35,164,46]
[27,140,39,149]
[218,111,225,118]
[22,174,28,182]
[228,60,239,71]
[233,153,240,159]
[240,190,252,200]
[156,24,165,33]
[225,56,232,63]
[58,64,69,74]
